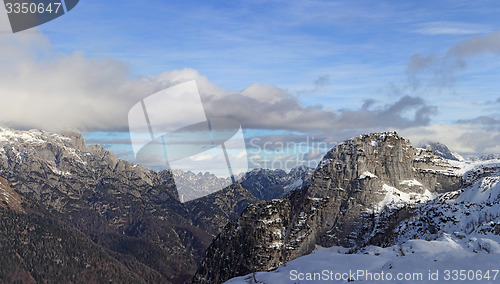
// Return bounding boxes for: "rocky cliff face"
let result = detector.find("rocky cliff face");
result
[194,132,463,283]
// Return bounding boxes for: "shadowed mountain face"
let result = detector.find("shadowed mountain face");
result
[0,128,211,283]
[0,127,310,283]
[194,132,464,283]
[0,207,155,284]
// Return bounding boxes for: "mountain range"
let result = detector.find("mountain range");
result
[0,127,498,284]
[0,127,310,283]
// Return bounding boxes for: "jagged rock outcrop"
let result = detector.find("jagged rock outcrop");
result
[193,132,463,283]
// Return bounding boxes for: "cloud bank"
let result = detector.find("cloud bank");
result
[0,16,437,134]
[1,11,499,159]
[399,122,500,156]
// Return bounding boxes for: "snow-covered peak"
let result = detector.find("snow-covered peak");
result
[0,127,69,145]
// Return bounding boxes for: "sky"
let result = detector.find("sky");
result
[1,0,500,172]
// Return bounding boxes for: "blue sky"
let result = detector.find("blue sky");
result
[38,1,496,86]
[38,1,499,117]
[1,0,500,171]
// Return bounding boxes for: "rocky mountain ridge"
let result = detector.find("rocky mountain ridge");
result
[171,165,313,203]
[422,142,464,161]
[226,157,500,283]
[239,165,313,200]
[194,131,464,283]
[0,126,310,283]
[0,127,209,283]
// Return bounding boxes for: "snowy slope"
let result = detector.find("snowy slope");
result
[226,159,500,283]
[226,237,500,283]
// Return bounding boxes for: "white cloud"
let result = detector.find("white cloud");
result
[0,19,155,131]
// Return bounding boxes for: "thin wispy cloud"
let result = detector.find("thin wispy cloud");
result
[413,22,491,35]
[296,75,331,96]
[450,30,500,57]
[406,29,500,92]
[457,116,500,131]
